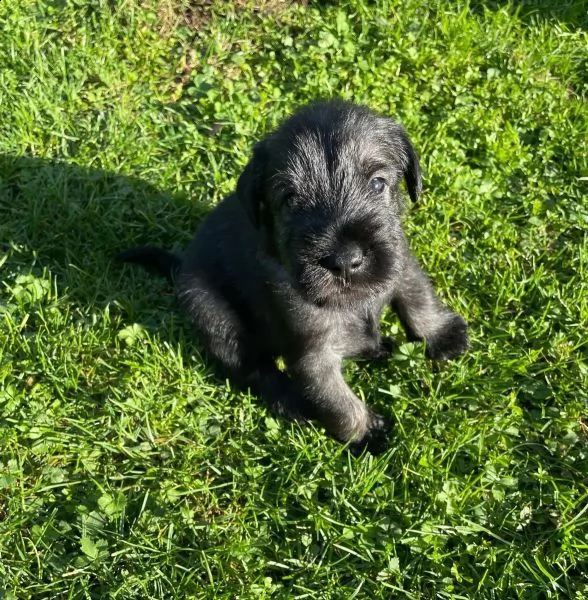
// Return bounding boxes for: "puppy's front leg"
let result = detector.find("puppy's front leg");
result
[288,351,389,454]
[392,253,469,360]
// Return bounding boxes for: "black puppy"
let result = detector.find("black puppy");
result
[118,100,468,454]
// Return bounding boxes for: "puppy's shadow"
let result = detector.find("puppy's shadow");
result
[0,153,210,363]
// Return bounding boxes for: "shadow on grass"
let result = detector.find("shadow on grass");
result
[0,152,212,374]
[0,153,209,295]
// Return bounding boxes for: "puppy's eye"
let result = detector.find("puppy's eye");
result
[370,177,387,194]
[282,192,296,206]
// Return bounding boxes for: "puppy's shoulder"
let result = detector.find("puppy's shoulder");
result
[184,195,256,257]
[199,194,252,234]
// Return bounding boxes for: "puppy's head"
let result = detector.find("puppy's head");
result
[237,100,422,307]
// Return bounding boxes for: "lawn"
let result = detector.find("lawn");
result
[0,0,586,598]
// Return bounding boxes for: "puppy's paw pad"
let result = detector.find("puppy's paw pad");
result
[426,314,469,361]
[350,411,392,456]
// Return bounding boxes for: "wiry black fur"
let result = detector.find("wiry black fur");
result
[118,100,469,454]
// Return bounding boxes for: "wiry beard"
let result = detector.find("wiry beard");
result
[270,201,405,308]
[293,243,398,308]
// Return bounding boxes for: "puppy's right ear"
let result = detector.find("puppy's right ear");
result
[398,129,422,203]
[237,141,268,228]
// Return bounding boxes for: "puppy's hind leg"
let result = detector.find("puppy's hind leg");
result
[177,271,309,422]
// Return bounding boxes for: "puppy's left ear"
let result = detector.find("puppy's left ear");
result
[237,141,268,228]
[398,129,423,202]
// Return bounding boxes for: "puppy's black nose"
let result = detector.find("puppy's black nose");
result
[321,243,364,276]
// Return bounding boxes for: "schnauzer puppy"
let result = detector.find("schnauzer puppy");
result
[118,100,468,454]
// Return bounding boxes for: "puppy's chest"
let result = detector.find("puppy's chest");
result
[284,299,382,356]
[328,309,382,357]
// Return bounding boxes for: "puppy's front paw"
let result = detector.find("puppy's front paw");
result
[425,314,469,360]
[349,410,391,456]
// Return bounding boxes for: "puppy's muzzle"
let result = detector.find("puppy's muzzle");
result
[320,241,365,282]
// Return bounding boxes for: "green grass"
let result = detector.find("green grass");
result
[0,0,587,598]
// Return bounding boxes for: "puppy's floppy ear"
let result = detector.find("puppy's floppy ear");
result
[398,129,423,202]
[237,141,268,228]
